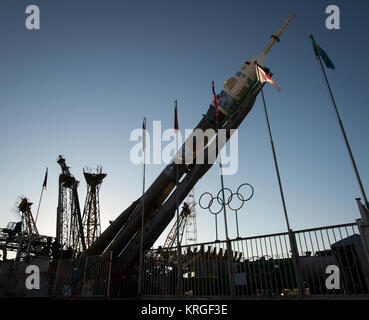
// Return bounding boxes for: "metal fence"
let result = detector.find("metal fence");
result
[108,261,139,298]
[142,222,369,298]
[52,253,110,298]
[294,223,369,296]
[41,222,369,298]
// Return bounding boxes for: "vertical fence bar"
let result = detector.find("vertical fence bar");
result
[104,252,113,299]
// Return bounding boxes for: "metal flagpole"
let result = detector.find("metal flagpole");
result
[35,188,44,225]
[260,89,292,231]
[138,117,146,297]
[310,34,369,210]
[174,100,183,296]
[35,167,48,225]
[218,148,235,296]
[212,81,234,296]
[260,83,304,295]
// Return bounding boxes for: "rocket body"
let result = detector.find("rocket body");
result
[88,14,295,259]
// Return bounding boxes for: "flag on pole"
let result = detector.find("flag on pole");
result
[42,168,48,190]
[311,38,335,70]
[255,64,281,91]
[142,117,146,152]
[174,100,179,133]
[211,81,219,117]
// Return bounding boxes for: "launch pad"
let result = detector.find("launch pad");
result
[0,13,369,300]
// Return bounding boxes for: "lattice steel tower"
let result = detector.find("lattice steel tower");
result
[56,155,86,254]
[82,166,106,249]
[13,196,40,260]
[163,202,191,248]
[16,197,39,236]
[185,188,198,245]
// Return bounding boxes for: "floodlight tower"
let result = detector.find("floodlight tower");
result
[82,166,106,249]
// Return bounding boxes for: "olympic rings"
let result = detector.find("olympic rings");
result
[199,192,213,210]
[208,197,223,215]
[216,188,233,206]
[199,183,254,215]
[236,183,254,202]
[228,193,244,211]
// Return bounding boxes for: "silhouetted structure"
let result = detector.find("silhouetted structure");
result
[82,166,106,249]
[56,155,85,256]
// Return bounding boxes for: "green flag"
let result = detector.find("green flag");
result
[311,38,335,70]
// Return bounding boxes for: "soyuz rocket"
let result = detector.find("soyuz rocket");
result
[88,13,295,260]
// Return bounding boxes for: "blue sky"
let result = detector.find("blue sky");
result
[0,0,368,247]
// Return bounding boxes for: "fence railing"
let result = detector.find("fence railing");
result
[141,222,369,297]
[52,253,110,298]
[294,223,369,296]
[46,222,369,298]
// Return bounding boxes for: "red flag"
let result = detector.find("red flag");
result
[255,64,281,92]
[174,100,178,133]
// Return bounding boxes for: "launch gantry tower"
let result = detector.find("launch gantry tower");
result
[185,189,198,246]
[56,155,85,255]
[163,202,191,248]
[163,188,198,249]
